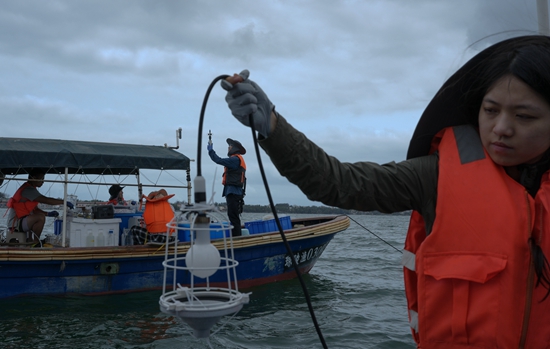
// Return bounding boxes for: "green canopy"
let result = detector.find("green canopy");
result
[0,137,191,175]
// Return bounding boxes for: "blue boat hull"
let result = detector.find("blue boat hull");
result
[0,215,349,298]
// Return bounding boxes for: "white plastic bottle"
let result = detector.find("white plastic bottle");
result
[97,229,105,247]
[124,228,133,246]
[121,229,128,246]
[108,229,116,246]
[86,230,94,247]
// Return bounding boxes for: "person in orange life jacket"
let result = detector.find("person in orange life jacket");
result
[131,189,176,245]
[207,138,246,236]
[6,169,74,243]
[220,37,550,348]
[107,184,127,205]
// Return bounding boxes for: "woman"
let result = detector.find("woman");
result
[221,35,550,348]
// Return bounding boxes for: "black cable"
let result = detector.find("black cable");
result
[345,215,402,254]
[248,116,328,349]
[197,75,328,348]
[197,75,229,177]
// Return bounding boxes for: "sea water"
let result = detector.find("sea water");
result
[0,212,416,349]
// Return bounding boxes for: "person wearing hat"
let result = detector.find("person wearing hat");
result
[107,184,127,205]
[221,36,550,347]
[207,137,247,236]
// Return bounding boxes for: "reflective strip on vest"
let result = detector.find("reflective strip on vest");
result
[401,249,416,271]
[454,124,486,164]
[409,309,419,333]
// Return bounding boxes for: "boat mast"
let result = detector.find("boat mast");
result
[62,167,69,247]
[538,0,550,35]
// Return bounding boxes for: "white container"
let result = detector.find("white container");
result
[121,228,133,246]
[67,194,78,206]
[68,218,122,247]
[127,216,141,229]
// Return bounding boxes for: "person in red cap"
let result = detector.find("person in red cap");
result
[207,138,247,236]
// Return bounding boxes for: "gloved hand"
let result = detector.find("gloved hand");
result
[66,201,74,210]
[47,211,59,217]
[221,70,274,138]
[207,143,213,152]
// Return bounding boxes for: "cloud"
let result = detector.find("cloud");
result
[0,0,545,205]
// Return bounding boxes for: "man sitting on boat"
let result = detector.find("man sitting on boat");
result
[207,138,247,236]
[6,169,74,243]
[107,184,127,205]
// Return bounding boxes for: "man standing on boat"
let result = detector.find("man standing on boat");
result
[207,138,247,236]
[6,169,74,243]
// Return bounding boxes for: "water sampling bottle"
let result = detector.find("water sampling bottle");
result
[108,229,116,246]
[97,229,105,247]
[86,230,94,247]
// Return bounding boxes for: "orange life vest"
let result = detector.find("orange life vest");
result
[107,198,126,205]
[403,125,550,348]
[142,193,175,234]
[7,182,39,219]
[222,154,246,187]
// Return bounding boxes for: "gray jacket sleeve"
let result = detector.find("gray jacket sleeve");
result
[258,114,438,221]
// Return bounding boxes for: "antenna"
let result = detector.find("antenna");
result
[164,128,183,149]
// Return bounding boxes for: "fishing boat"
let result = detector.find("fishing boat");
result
[0,136,350,299]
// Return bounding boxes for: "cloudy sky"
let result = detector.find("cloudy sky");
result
[0,0,544,206]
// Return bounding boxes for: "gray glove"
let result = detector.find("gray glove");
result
[221,70,274,137]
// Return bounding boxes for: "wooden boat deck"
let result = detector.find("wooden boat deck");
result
[0,215,350,262]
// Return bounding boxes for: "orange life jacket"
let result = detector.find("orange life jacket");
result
[222,154,246,187]
[142,193,175,234]
[107,198,126,205]
[403,125,550,348]
[7,182,39,219]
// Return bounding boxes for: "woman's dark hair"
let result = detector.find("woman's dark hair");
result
[408,35,550,159]
[461,35,550,126]
[530,237,550,301]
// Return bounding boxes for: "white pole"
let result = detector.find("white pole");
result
[62,168,68,247]
[537,0,550,36]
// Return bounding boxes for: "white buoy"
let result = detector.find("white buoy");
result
[159,204,250,339]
